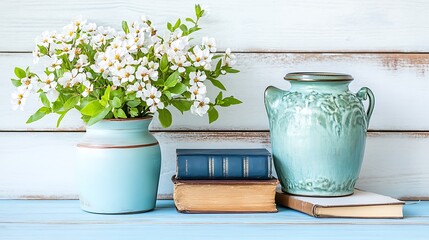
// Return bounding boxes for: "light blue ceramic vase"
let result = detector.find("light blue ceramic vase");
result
[264,72,375,196]
[76,118,161,214]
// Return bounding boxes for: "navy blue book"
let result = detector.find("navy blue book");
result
[176,149,272,179]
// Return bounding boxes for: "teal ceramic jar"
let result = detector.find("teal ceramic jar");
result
[264,72,375,196]
[76,118,161,214]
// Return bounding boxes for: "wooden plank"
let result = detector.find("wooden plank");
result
[0,200,428,224]
[1,131,429,199]
[1,0,429,52]
[0,200,428,240]
[2,53,429,131]
[2,223,428,240]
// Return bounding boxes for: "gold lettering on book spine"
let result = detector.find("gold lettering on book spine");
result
[223,157,229,177]
[243,156,249,178]
[208,156,213,177]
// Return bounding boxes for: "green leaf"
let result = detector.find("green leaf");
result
[122,21,130,34]
[158,108,172,128]
[208,106,219,124]
[164,91,172,100]
[195,4,202,18]
[173,19,181,30]
[126,100,141,108]
[80,100,103,116]
[168,83,187,94]
[26,106,51,124]
[219,96,242,107]
[39,92,51,108]
[111,89,124,98]
[14,67,26,79]
[56,112,67,128]
[52,100,63,113]
[100,86,111,106]
[215,91,223,103]
[224,68,240,73]
[11,79,22,87]
[87,106,112,126]
[117,108,127,118]
[171,100,193,113]
[165,71,180,88]
[185,18,195,24]
[38,45,48,55]
[110,97,122,108]
[160,54,169,73]
[209,78,226,90]
[60,95,80,112]
[179,24,188,34]
[212,55,223,59]
[167,22,173,31]
[129,107,139,117]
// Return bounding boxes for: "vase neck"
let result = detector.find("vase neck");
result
[86,118,152,132]
[289,81,350,94]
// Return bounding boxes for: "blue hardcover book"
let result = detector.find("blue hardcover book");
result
[176,149,273,179]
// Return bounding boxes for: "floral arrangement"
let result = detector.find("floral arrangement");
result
[11,5,240,127]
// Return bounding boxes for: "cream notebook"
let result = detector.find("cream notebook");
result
[276,189,405,218]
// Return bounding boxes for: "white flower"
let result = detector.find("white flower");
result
[168,37,189,57]
[81,80,93,97]
[90,64,109,78]
[136,66,150,82]
[20,76,39,93]
[123,38,138,53]
[91,34,107,47]
[119,65,136,83]
[75,55,89,72]
[223,48,237,67]
[170,55,191,73]
[127,81,145,98]
[188,82,207,101]
[58,42,72,58]
[32,48,41,64]
[143,85,164,113]
[11,87,30,111]
[136,65,158,82]
[191,97,210,116]
[148,61,159,71]
[39,73,57,92]
[35,31,55,47]
[58,69,85,87]
[189,46,210,67]
[72,16,87,29]
[97,26,116,38]
[58,72,73,88]
[154,42,167,58]
[62,24,78,42]
[202,37,216,52]
[82,22,97,33]
[122,55,140,65]
[48,56,63,72]
[189,71,206,85]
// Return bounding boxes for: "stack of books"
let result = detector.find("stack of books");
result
[172,149,278,213]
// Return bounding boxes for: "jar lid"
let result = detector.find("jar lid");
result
[284,72,353,82]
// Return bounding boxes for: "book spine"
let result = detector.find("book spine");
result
[275,192,317,217]
[176,154,272,179]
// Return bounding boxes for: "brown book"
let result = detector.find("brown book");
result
[276,189,405,218]
[172,176,278,213]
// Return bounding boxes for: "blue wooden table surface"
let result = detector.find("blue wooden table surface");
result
[1,200,428,240]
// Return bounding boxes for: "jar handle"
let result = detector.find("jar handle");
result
[356,87,375,127]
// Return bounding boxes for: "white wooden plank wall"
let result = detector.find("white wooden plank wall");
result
[0,0,428,199]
